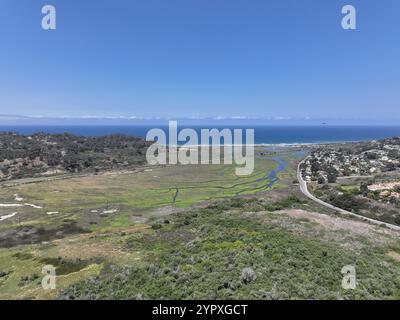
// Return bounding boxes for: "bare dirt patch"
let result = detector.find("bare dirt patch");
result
[56,241,119,260]
[282,209,396,238]
[263,209,398,251]
[387,251,400,262]
[148,205,185,218]
[257,189,292,202]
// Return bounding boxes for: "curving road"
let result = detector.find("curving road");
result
[297,157,400,231]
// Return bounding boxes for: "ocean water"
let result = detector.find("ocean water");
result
[1,125,400,145]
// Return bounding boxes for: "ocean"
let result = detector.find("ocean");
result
[1,125,400,145]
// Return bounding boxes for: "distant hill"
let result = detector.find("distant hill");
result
[0,132,150,181]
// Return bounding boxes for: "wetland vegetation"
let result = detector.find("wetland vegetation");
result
[0,139,399,300]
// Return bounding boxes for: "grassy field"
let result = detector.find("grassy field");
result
[1,147,399,299]
[0,148,295,298]
[0,149,298,231]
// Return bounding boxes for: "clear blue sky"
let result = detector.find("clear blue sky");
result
[0,0,399,122]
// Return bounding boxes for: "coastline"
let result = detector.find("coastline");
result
[1,125,400,147]
[157,141,365,148]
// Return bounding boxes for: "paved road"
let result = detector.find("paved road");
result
[297,158,400,232]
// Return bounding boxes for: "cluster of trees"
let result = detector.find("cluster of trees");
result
[310,158,338,184]
[328,193,365,212]
[0,132,150,180]
[314,180,400,224]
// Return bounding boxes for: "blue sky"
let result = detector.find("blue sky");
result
[0,0,399,123]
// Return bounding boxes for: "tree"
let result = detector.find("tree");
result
[327,172,337,183]
[318,176,326,184]
[360,182,369,196]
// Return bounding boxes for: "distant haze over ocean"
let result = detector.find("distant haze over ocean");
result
[2,125,400,145]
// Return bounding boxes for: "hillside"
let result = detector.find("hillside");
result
[0,147,399,299]
[0,132,149,181]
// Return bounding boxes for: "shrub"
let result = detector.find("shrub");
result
[151,223,162,230]
[240,267,257,284]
